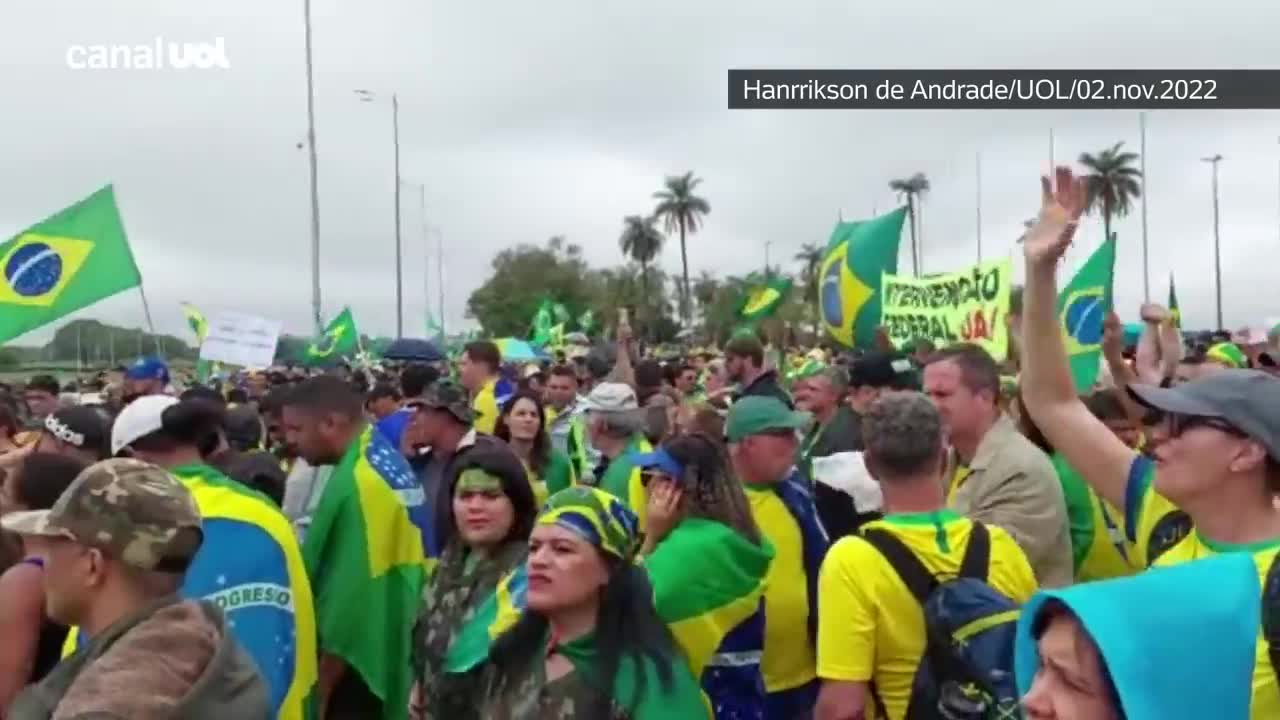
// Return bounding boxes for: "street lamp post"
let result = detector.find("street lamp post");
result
[1202,154,1224,331]
[764,240,774,276]
[356,89,404,338]
[302,0,323,333]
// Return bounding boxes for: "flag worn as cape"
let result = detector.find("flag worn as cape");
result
[0,185,142,344]
[301,425,431,720]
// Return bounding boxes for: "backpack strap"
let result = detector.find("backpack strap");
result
[1263,551,1280,690]
[958,521,991,582]
[861,528,937,607]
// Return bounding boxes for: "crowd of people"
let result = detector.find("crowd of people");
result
[0,168,1277,719]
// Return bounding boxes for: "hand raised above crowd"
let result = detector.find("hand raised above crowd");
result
[1022,166,1088,269]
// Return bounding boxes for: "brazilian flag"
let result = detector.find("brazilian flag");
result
[1057,234,1117,392]
[0,185,142,345]
[305,307,359,364]
[818,207,907,348]
[738,276,792,323]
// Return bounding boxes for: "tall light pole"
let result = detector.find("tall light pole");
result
[764,240,774,276]
[355,89,404,338]
[303,0,323,333]
[975,151,983,263]
[1139,112,1150,302]
[1202,154,1224,330]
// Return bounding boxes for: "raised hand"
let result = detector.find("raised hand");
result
[1102,311,1124,360]
[1023,166,1088,268]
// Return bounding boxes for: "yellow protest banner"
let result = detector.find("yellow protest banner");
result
[880,258,1011,360]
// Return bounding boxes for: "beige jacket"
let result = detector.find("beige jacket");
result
[946,413,1072,588]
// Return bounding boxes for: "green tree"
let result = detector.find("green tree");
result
[467,237,595,336]
[618,215,665,336]
[1079,141,1143,240]
[0,347,19,369]
[889,172,929,276]
[653,172,711,326]
[46,319,193,365]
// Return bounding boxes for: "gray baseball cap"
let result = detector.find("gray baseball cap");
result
[1127,369,1280,460]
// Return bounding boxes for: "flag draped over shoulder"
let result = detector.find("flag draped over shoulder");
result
[818,207,907,348]
[305,307,359,364]
[0,185,142,344]
[738,276,792,323]
[644,519,774,713]
[301,426,431,720]
[444,563,529,673]
[1058,234,1117,392]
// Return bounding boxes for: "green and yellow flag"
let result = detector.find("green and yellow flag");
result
[530,299,555,345]
[818,207,907,348]
[305,307,359,364]
[1058,234,1117,392]
[0,185,142,344]
[739,276,792,322]
[181,302,209,343]
[302,425,430,720]
[1168,273,1181,329]
[578,309,595,334]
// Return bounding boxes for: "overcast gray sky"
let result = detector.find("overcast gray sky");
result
[2,0,1279,346]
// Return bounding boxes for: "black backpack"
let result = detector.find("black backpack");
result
[861,522,1023,720]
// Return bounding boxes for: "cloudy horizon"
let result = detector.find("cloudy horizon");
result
[3,0,1279,347]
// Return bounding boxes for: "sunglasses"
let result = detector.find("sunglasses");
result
[1161,413,1248,439]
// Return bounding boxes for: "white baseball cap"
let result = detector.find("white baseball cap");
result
[111,394,179,456]
[580,382,639,413]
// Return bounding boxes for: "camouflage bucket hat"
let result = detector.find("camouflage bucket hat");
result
[409,380,475,424]
[536,486,640,562]
[1,458,203,572]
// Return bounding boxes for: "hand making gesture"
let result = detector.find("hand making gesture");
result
[1022,166,1088,269]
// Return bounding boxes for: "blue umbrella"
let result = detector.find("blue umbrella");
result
[382,338,444,362]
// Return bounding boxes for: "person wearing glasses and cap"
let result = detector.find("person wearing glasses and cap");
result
[1020,165,1280,718]
[4,458,270,719]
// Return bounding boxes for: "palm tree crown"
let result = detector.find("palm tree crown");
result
[653,172,711,326]
[619,215,664,266]
[1079,141,1143,238]
[889,172,930,276]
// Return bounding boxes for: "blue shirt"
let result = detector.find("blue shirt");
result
[376,408,413,449]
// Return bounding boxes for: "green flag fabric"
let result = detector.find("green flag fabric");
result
[818,207,907,348]
[530,299,555,345]
[1057,234,1117,392]
[0,185,142,344]
[577,309,595,333]
[1168,274,1181,329]
[305,307,359,364]
[552,302,571,324]
[301,425,428,720]
[738,276,792,322]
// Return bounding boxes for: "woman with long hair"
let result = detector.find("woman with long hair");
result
[411,441,539,720]
[480,486,705,719]
[634,433,774,719]
[494,390,573,505]
[0,452,86,709]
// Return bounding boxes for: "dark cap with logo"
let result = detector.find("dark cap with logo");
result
[848,351,921,391]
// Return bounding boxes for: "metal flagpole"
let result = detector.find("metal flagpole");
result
[436,228,445,336]
[303,0,324,334]
[976,151,983,263]
[1202,154,1224,330]
[137,286,162,357]
[419,185,429,333]
[1140,112,1150,302]
[392,93,403,338]
[1049,128,1055,169]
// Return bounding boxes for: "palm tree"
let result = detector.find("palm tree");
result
[619,215,665,332]
[1079,142,1143,240]
[653,172,711,326]
[888,172,930,276]
[794,242,824,333]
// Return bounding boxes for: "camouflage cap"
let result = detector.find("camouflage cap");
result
[1,458,203,572]
[408,380,475,424]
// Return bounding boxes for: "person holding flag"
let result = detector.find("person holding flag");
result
[281,376,430,720]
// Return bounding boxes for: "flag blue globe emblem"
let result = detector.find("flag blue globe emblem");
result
[1061,287,1106,353]
[4,242,62,297]
[820,258,845,328]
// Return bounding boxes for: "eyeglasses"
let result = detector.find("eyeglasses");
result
[1163,413,1249,439]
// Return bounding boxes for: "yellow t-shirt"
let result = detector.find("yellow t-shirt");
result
[1126,455,1280,719]
[947,465,972,506]
[472,378,499,434]
[745,485,816,693]
[816,510,1037,720]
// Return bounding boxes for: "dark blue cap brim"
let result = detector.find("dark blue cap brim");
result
[629,448,684,480]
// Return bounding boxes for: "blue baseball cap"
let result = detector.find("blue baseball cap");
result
[629,447,685,480]
[125,357,170,383]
